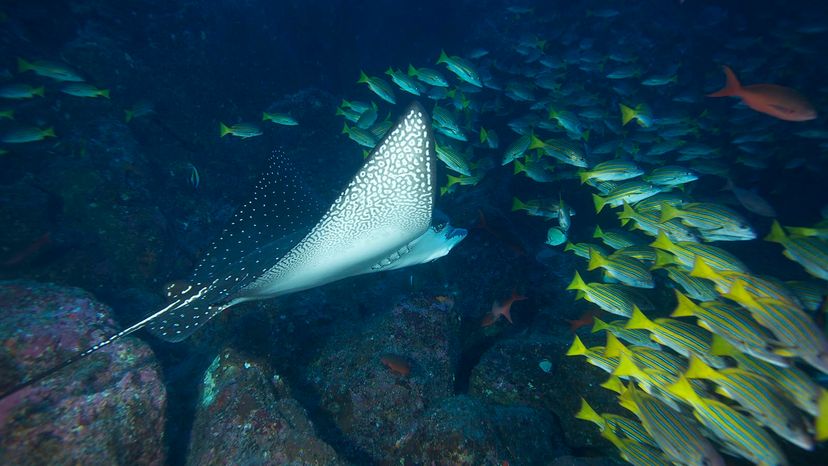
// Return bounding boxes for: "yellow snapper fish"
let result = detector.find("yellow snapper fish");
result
[436,50,482,87]
[1,126,55,143]
[713,338,826,418]
[565,335,619,374]
[357,70,396,104]
[60,82,110,98]
[599,428,671,466]
[724,280,828,375]
[619,382,724,466]
[766,220,828,280]
[665,375,787,466]
[125,101,155,122]
[567,271,647,317]
[671,290,786,366]
[626,305,726,368]
[683,355,813,450]
[262,112,298,126]
[17,57,83,81]
[219,122,263,139]
[0,83,44,99]
[575,397,659,449]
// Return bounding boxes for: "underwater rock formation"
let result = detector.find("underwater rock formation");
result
[0,280,166,465]
[187,347,344,466]
[394,395,567,465]
[469,334,620,451]
[305,293,461,462]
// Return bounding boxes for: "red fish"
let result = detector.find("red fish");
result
[707,65,817,122]
[2,233,52,267]
[481,290,527,327]
[565,310,596,332]
[380,354,411,376]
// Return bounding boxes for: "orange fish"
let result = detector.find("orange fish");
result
[565,309,596,332]
[435,295,455,309]
[708,65,817,122]
[2,232,52,267]
[480,312,499,327]
[481,289,527,327]
[380,354,411,376]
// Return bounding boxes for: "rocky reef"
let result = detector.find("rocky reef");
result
[187,347,344,466]
[0,280,167,465]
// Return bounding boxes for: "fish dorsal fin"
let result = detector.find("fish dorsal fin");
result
[236,102,435,300]
[146,149,320,342]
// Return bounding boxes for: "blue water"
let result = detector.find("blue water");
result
[1,1,827,465]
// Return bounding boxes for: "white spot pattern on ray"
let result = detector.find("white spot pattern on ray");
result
[146,149,318,342]
[146,103,435,341]
[236,104,434,301]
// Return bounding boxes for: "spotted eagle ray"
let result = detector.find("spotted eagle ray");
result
[1,102,466,398]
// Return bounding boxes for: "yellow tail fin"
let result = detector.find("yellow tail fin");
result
[511,196,526,211]
[514,159,526,175]
[591,317,610,334]
[612,352,646,380]
[764,220,787,244]
[619,103,637,126]
[652,250,676,269]
[566,335,589,356]
[658,202,682,224]
[617,202,636,221]
[670,290,700,318]
[592,193,607,214]
[617,381,638,412]
[528,133,546,150]
[625,305,656,331]
[603,332,628,358]
[649,230,676,252]
[574,398,605,427]
[566,271,588,292]
[665,375,702,406]
[685,354,718,381]
[601,375,625,395]
[219,122,231,137]
[587,249,607,271]
[16,57,33,72]
[723,279,759,310]
[816,389,828,441]
[689,257,722,283]
[437,49,449,65]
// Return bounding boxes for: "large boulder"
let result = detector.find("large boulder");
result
[305,293,460,462]
[469,334,620,451]
[0,280,167,465]
[187,347,345,466]
[395,395,567,465]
